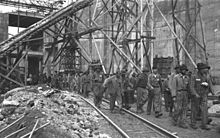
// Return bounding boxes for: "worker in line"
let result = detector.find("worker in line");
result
[147,83,154,115]
[62,73,67,90]
[43,73,48,84]
[51,71,58,89]
[103,74,110,99]
[136,67,150,114]
[163,76,172,113]
[81,71,90,97]
[38,72,44,84]
[168,65,180,116]
[129,73,137,105]
[58,72,64,89]
[75,72,81,93]
[78,72,83,94]
[93,68,105,108]
[190,63,215,130]
[27,74,33,85]
[148,66,163,118]
[121,68,132,109]
[88,68,94,95]
[69,72,76,91]
[172,64,189,128]
[103,71,123,113]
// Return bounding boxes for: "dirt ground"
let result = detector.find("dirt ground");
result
[128,103,220,138]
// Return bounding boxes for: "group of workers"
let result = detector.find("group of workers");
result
[169,63,214,130]
[38,62,214,130]
[85,62,214,130]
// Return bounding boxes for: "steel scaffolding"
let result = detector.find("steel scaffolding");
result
[0,0,207,90]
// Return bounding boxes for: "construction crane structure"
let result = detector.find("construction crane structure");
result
[0,0,210,91]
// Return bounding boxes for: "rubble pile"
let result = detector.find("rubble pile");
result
[209,104,220,114]
[0,85,111,138]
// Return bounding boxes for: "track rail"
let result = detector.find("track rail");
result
[80,93,179,138]
[79,95,129,138]
[102,99,179,138]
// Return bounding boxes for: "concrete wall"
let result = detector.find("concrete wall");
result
[153,0,220,83]
[200,0,220,83]
[0,13,8,42]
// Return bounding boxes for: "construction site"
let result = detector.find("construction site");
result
[0,0,220,138]
[0,0,220,88]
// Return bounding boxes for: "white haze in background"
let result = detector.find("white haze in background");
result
[0,0,75,37]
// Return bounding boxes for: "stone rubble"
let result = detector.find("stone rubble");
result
[209,104,220,114]
[0,85,112,138]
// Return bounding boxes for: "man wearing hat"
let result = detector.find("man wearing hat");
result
[172,64,189,128]
[148,66,163,118]
[190,63,214,130]
[135,67,150,113]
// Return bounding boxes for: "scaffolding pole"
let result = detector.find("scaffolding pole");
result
[140,0,144,69]
[149,0,154,69]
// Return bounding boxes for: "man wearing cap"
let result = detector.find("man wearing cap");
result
[190,63,214,130]
[148,66,163,118]
[135,67,150,113]
[172,64,189,128]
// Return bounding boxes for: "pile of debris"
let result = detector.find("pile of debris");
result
[0,85,110,138]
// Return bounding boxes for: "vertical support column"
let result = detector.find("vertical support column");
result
[79,49,82,71]
[135,2,139,66]
[17,0,20,33]
[194,0,197,64]
[198,3,208,64]
[52,24,58,73]
[122,0,127,69]
[171,0,179,65]
[140,0,144,69]
[111,0,115,73]
[185,0,190,66]
[185,0,197,70]
[6,56,9,70]
[89,5,93,60]
[39,58,42,74]
[149,0,154,69]
[24,44,28,86]
[103,2,108,72]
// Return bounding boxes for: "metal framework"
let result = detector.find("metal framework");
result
[0,0,208,91]
[0,0,64,14]
[170,0,208,71]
